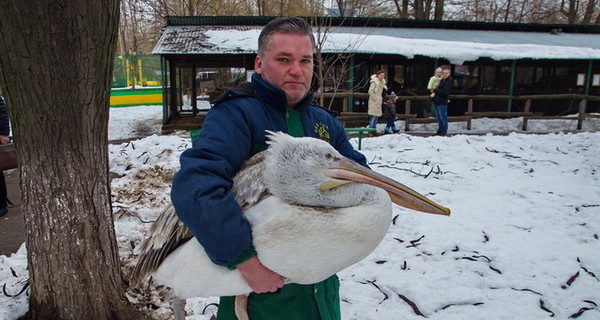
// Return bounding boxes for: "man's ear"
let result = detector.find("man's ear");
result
[254,55,263,74]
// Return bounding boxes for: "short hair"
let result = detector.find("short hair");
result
[257,17,316,57]
[375,70,385,75]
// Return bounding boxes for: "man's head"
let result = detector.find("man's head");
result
[442,69,451,79]
[255,17,315,108]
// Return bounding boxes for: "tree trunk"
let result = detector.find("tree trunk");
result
[434,0,444,20]
[0,1,145,319]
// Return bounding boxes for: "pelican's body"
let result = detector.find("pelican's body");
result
[152,187,391,298]
[132,131,449,307]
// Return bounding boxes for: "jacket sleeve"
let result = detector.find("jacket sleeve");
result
[368,81,378,96]
[0,97,9,136]
[170,101,255,267]
[426,77,436,90]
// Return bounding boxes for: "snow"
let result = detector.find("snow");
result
[1,105,599,319]
[154,27,600,65]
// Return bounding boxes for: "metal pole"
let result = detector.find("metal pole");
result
[348,56,355,112]
[161,56,167,124]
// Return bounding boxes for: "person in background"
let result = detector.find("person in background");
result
[170,17,367,320]
[432,68,453,136]
[0,96,10,217]
[367,70,386,130]
[383,91,400,134]
[426,67,443,118]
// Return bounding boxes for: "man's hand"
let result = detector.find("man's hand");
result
[0,135,9,144]
[237,256,284,293]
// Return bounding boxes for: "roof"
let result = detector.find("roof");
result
[153,16,600,64]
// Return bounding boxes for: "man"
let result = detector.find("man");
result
[171,17,367,319]
[432,68,453,136]
[0,95,10,217]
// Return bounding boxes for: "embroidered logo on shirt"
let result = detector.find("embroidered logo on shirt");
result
[314,123,330,142]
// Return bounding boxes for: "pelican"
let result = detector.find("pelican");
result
[131,131,450,320]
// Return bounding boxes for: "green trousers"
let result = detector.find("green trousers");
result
[217,275,341,320]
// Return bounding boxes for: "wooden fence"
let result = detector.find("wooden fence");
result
[320,92,600,131]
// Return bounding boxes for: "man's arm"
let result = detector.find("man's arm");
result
[171,104,255,266]
[171,100,287,293]
[0,97,10,143]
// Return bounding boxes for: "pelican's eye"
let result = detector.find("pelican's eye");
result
[325,152,334,161]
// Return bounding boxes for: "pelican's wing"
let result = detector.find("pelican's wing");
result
[232,150,271,211]
[130,205,193,285]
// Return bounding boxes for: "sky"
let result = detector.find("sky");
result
[0,105,599,320]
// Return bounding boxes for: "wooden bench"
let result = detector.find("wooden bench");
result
[344,127,376,150]
[465,111,534,119]
[337,112,416,128]
[405,116,472,131]
[522,115,582,131]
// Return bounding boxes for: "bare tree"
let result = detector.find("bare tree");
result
[310,16,370,108]
[434,0,445,19]
[0,1,146,319]
[581,0,598,24]
[560,0,580,24]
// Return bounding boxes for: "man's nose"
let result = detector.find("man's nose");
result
[289,62,304,76]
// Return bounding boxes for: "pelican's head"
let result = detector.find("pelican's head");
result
[264,131,450,216]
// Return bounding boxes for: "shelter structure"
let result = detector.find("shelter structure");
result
[152,16,600,131]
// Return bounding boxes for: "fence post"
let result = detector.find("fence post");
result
[578,98,587,130]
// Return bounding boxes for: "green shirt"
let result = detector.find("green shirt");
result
[217,107,341,320]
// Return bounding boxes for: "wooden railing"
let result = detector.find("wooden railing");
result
[318,92,600,131]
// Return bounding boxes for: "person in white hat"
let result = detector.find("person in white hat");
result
[426,67,443,117]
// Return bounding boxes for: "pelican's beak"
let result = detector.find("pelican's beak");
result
[323,157,451,216]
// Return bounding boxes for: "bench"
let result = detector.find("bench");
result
[522,115,582,131]
[405,116,472,131]
[337,112,416,128]
[344,127,376,150]
[465,111,534,119]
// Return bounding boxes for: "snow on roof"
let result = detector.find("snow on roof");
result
[153,24,600,65]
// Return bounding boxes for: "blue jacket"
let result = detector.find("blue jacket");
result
[0,97,9,137]
[171,73,367,267]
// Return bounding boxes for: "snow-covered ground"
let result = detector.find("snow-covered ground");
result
[1,105,599,319]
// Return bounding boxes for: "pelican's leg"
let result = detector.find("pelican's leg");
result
[172,297,186,320]
[234,294,249,320]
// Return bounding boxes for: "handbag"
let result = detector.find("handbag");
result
[0,143,18,171]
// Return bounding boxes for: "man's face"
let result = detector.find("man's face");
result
[255,33,314,108]
[442,70,451,78]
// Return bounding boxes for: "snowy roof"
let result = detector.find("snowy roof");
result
[153,17,600,65]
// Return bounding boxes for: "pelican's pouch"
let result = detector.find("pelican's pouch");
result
[0,143,18,171]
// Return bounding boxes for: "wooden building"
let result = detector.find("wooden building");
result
[151,16,600,131]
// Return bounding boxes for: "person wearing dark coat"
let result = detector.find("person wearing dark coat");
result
[0,96,10,216]
[432,68,453,136]
[171,17,367,319]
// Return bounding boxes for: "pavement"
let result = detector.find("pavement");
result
[0,169,25,256]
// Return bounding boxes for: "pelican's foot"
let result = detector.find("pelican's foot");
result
[234,294,249,320]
